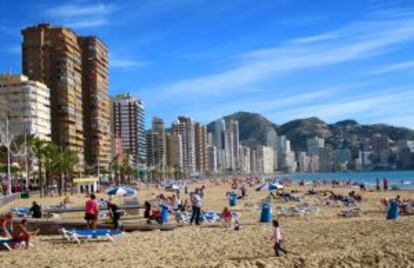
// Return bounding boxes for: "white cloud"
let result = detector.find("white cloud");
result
[145,14,414,101]
[44,2,114,29]
[110,58,149,69]
[272,89,414,123]
[45,3,113,18]
[368,60,414,75]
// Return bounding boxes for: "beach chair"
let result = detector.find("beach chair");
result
[339,208,361,217]
[0,239,14,250]
[0,238,31,251]
[60,228,124,244]
[10,207,31,217]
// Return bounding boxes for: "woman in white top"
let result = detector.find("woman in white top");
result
[270,220,287,257]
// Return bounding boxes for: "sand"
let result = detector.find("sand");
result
[1,181,414,268]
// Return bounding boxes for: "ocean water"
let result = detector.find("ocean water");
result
[278,170,414,189]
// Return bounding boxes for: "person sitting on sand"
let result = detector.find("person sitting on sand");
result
[270,220,287,257]
[30,201,42,219]
[0,212,14,237]
[221,207,232,228]
[349,191,362,202]
[12,219,39,249]
[84,194,99,229]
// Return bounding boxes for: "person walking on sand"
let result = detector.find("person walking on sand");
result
[376,178,380,192]
[383,178,389,191]
[270,220,287,257]
[84,194,99,229]
[190,188,202,225]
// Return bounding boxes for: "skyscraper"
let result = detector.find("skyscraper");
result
[22,24,85,168]
[194,122,208,174]
[166,132,183,170]
[146,117,166,171]
[112,94,145,166]
[21,24,112,171]
[172,116,195,174]
[80,36,111,171]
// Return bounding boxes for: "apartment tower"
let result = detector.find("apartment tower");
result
[21,24,112,171]
[112,94,146,165]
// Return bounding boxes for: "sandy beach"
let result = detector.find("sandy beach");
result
[1,181,414,268]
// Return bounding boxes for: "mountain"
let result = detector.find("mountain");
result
[207,111,277,146]
[207,111,414,152]
[277,117,332,151]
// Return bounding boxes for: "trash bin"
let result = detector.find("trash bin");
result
[387,200,400,220]
[260,203,272,222]
[161,205,170,224]
[229,194,237,207]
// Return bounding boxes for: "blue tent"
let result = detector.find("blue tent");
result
[255,183,284,191]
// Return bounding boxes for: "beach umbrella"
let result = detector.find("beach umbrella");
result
[255,182,284,191]
[165,184,182,192]
[106,186,136,196]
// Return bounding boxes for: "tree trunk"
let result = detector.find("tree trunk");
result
[38,156,43,197]
[64,173,67,196]
[58,172,63,196]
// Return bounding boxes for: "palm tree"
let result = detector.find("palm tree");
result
[57,149,77,196]
[14,134,37,188]
[24,137,48,197]
[43,142,59,196]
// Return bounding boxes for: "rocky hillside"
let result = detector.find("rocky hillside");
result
[207,111,414,151]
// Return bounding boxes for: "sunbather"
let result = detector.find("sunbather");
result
[0,212,14,237]
[12,219,39,249]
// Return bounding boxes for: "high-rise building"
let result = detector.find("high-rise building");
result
[298,152,310,172]
[146,117,166,171]
[307,137,325,156]
[265,127,278,171]
[0,74,51,140]
[256,146,274,174]
[172,116,195,174]
[214,119,226,150]
[166,132,183,169]
[319,147,333,172]
[194,122,208,173]
[21,24,112,171]
[79,36,111,171]
[22,24,85,168]
[278,136,297,172]
[112,94,145,165]
[239,146,251,174]
[334,148,352,171]
[207,145,217,174]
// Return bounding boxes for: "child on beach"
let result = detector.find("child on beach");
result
[270,220,287,257]
[221,207,232,228]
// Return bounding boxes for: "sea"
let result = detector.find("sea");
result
[277,170,414,189]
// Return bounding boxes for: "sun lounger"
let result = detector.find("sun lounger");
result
[0,239,15,250]
[60,228,124,244]
[339,208,361,217]
[10,207,31,217]
[0,238,32,251]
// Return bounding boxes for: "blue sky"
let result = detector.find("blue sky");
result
[1,0,414,129]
